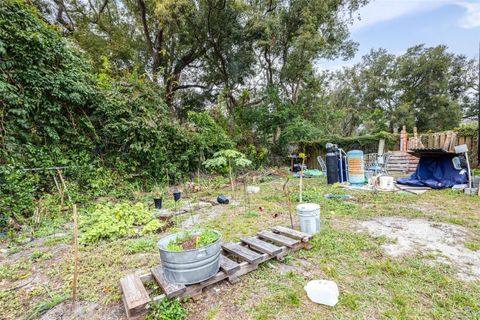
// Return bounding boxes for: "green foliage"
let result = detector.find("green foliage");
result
[125,238,156,254]
[30,251,53,261]
[79,202,153,245]
[142,219,165,235]
[298,132,399,154]
[454,125,479,137]
[165,230,219,252]
[145,299,187,320]
[25,294,68,320]
[0,0,98,149]
[0,165,39,227]
[203,149,252,174]
[243,144,269,169]
[329,45,477,133]
[197,230,219,247]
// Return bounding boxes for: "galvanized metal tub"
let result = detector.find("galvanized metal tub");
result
[157,230,222,285]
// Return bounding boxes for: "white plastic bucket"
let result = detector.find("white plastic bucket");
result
[379,176,394,190]
[296,203,320,235]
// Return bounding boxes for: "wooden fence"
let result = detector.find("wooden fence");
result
[415,131,478,165]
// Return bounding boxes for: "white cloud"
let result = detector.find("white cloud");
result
[457,2,480,28]
[351,0,480,32]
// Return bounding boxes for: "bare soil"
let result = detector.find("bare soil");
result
[360,217,480,281]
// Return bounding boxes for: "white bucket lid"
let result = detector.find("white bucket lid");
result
[297,203,320,211]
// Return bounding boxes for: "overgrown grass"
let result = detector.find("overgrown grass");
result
[1,173,479,319]
[25,293,69,320]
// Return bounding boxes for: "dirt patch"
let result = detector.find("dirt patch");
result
[360,217,480,281]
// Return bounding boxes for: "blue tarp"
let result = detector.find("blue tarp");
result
[397,156,467,189]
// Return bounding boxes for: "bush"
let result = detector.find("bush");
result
[79,202,154,245]
[0,165,39,228]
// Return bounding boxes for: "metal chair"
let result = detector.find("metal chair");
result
[316,156,327,175]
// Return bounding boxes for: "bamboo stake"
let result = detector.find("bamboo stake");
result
[299,155,306,203]
[283,178,294,229]
[52,174,64,210]
[72,204,79,311]
[57,169,71,202]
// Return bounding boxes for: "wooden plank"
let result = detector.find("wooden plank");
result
[151,266,186,299]
[439,133,445,149]
[257,230,299,248]
[222,243,263,264]
[219,254,240,275]
[241,236,282,256]
[120,274,150,318]
[122,228,313,317]
[449,132,457,152]
[271,226,312,242]
[443,131,452,151]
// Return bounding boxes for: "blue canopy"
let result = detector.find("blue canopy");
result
[397,156,467,189]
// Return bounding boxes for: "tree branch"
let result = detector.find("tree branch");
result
[137,0,153,55]
[173,84,208,91]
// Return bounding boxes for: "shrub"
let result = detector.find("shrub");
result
[79,202,153,245]
[142,219,165,235]
[0,165,39,227]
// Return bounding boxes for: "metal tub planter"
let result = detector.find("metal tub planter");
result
[157,230,222,284]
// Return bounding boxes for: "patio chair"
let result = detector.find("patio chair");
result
[316,156,327,175]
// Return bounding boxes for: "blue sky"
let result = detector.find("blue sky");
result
[321,0,480,70]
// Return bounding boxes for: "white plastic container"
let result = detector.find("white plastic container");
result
[304,280,339,306]
[296,203,320,235]
[379,176,394,190]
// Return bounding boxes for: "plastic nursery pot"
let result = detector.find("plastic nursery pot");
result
[173,191,182,202]
[157,230,222,284]
[153,197,163,209]
[217,195,229,204]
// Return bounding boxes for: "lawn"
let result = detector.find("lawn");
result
[1,171,479,319]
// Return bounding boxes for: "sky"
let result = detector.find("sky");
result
[321,0,480,70]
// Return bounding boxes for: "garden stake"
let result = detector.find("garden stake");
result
[72,204,79,311]
[243,180,248,216]
[283,178,294,229]
[299,153,306,203]
[52,174,64,210]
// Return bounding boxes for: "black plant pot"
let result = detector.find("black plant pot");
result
[217,195,229,204]
[173,192,182,202]
[153,197,163,209]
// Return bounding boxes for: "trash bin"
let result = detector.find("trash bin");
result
[296,203,320,235]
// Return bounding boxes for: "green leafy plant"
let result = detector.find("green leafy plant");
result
[165,230,219,252]
[152,184,166,198]
[126,238,156,254]
[203,149,252,197]
[79,202,154,245]
[142,219,165,235]
[146,299,187,320]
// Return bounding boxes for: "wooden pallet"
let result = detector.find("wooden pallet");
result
[387,151,419,173]
[120,226,313,319]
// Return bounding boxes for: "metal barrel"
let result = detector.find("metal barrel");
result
[296,203,320,235]
[157,231,222,284]
[347,150,365,186]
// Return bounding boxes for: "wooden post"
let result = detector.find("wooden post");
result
[52,174,64,210]
[400,126,408,151]
[299,156,305,203]
[72,204,79,311]
[283,178,294,229]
